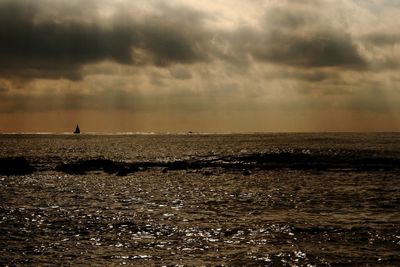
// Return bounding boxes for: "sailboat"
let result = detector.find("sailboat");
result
[74,124,80,134]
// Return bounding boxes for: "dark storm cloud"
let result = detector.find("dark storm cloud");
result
[0,0,211,81]
[247,6,367,69]
[136,18,210,66]
[251,31,366,68]
[0,0,381,84]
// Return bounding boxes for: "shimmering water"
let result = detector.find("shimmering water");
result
[1,133,399,266]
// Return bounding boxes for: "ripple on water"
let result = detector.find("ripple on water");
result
[1,166,400,265]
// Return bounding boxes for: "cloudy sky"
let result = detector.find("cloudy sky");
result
[1,0,400,132]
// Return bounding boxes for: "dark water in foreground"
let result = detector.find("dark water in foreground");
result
[0,133,399,266]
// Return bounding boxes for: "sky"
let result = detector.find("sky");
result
[0,0,400,132]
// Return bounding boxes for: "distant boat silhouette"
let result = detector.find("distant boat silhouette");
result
[74,124,80,134]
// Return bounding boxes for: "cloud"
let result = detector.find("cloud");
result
[0,0,212,81]
[0,1,399,117]
[359,33,400,71]
[136,18,210,66]
[0,0,380,84]
[264,69,340,82]
[250,31,366,69]
[169,66,192,80]
[245,4,367,69]
[0,80,11,92]
[364,33,400,46]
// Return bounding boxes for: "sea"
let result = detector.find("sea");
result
[0,133,399,266]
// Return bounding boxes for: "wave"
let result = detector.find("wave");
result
[1,149,400,176]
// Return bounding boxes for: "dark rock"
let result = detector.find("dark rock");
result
[166,160,189,170]
[116,167,129,176]
[242,169,252,176]
[0,157,35,175]
[116,165,139,176]
[203,170,213,176]
[55,158,140,176]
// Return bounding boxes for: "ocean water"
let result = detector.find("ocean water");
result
[0,133,399,266]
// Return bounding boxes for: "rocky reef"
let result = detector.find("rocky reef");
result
[0,157,35,175]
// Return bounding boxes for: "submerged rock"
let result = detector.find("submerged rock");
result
[0,157,35,175]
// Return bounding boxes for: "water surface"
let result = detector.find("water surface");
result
[1,133,399,266]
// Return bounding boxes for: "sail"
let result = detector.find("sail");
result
[74,124,80,134]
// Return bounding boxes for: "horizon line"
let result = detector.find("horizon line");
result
[0,131,399,135]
